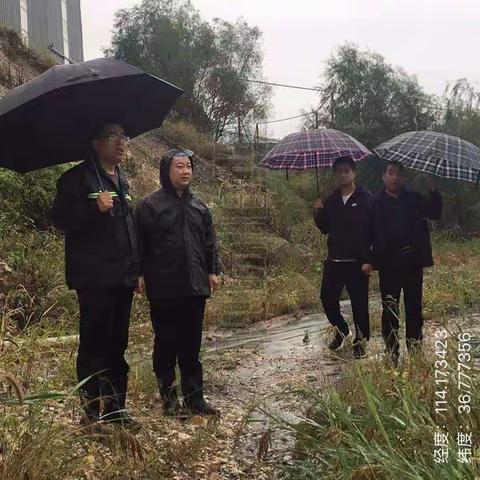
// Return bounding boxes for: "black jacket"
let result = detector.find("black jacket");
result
[135,159,220,300]
[51,158,139,289]
[372,189,442,270]
[314,186,373,264]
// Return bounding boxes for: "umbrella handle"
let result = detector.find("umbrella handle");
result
[90,155,115,216]
[91,155,105,192]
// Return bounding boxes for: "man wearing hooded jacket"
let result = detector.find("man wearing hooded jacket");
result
[136,149,220,416]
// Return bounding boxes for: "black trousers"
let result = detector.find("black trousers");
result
[379,267,424,356]
[149,296,206,403]
[76,287,133,417]
[320,261,370,340]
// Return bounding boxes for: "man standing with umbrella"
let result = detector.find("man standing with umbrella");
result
[136,149,221,417]
[313,156,373,359]
[372,161,442,366]
[51,123,140,428]
[0,56,183,426]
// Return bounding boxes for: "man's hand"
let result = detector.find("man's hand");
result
[97,192,114,213]
[135,276,145,295]
[313,198,324,210]
[426,175,439,192]
[209,274,220,292]
[361,263,372,277]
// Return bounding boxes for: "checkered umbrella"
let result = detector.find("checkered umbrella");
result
[260,129,371,170]
[374,131,480,183]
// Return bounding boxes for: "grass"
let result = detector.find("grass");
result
[0,299,247,479]
[278,243,480,479]
[423,233,480,320]
[282,325,480,479]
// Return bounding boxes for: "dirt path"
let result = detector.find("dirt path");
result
[192,307,480,479]
[193,310,349,479]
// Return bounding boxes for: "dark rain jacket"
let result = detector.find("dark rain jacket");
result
[314,186,373,264]
[372,188,443,270]
[51,157,139,289]
[135,156,220,301]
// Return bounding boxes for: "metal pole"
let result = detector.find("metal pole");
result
[48,44,76,64]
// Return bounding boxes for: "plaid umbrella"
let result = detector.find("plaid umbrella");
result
[374,131,480,183]
[260,129,371,170]
[259,129,371,192]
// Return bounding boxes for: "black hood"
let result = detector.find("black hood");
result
[159,149,194,193]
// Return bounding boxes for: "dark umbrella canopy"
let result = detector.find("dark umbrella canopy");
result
[259,129,371,170]
[0,57,184,172]
[374,130,480,183]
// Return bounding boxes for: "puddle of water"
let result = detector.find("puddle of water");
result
[205,313,329,356]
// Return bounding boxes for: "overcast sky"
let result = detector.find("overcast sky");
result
[81,0,480,139]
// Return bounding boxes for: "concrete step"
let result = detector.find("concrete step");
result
[221,207,268,216]
[230,264,269,276]
[231,252,268,265]
[222,217,268,227]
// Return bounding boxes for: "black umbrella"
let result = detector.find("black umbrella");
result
[0,57,184,172]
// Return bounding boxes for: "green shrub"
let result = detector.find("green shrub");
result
[0,165,68,229]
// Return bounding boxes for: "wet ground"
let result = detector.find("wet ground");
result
[199,307,354,477]
[197,305,480,478]
[12,302,479,479]
[205,313,329,355]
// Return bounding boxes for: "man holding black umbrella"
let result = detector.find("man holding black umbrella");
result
[51,123,140,428]
[0,56,183,427]
[372,161,442,367]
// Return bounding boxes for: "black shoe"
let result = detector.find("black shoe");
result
[162,391,184,418]
[79,415,107,435]
[353,340,367,359]
[102,410,141,431]
[328,330,351,351]
[158,380,184,418]
[184,397,220,416]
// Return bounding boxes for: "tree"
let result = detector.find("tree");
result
[197,18,271,141]
[107,0,271,141]
[440,78,480,145]
[107,0,214,128]
[304,44,436,148]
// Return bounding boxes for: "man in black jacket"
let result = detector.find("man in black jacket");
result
[136,149,221,417]
[51,123,140,427]
[372,161,442,366]
[314,156,373,359]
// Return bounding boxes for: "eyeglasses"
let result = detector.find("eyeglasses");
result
[102,133,130,144]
